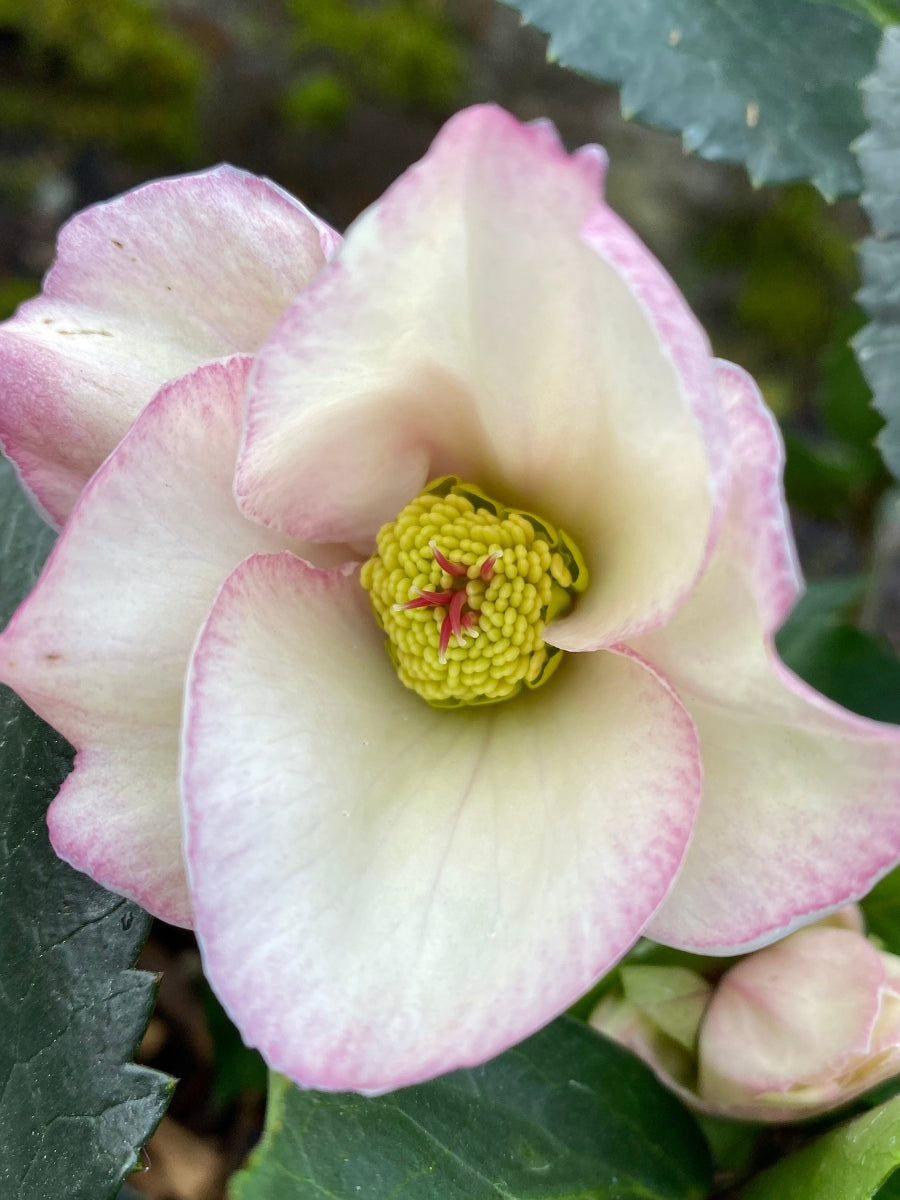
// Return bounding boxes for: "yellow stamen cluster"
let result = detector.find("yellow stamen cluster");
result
[360,477,587,708]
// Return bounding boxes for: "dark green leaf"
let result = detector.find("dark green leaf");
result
[202,982,267,1107]
[856,1074,900,1114]
[694,1116,760,1179]
[231,1017,712,1200]
[739,1094,900,1199]
[863,862,900,953]
[785,307,887,516]
[499,0,885,197]
[813,1,900,25]
[821,309,884,451]
[0,456,172,1200]
[876,1167,900,1197]
[779,624,900,722]
[0,461,57,629]
[856,26,900,480]
[775,578,900,722]
[782,433,876,522]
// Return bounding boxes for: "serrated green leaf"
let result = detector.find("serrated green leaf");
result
[230,1017,712,1200]
[856,26,900,481]
[0,456,171,1200]
[739,1094,900,1199]
[500,0,885,197]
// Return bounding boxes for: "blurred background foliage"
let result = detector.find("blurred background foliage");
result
[282,0,462,125]
[0,0,203,160]
[1,2,898,1198]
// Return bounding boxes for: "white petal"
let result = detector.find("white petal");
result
[0,357,313,922]
[640,362,900,951]
[237,106,728,647]
[184,552,702,1091]
[0,167,335,521]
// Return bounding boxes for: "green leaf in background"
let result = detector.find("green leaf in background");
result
[878,1167,900,1197]
[0,456,172,1200]
[202,982,268,1108]
[822,2,900,23]
[863,860,900,954]
[231,1017,712,1200]
[775,578,900,723]
[499,0,891,197]
[0,0,203,163]
[784,306,889,522]
[856,26,900,482]
[739,1094,900,1199]
[821,310,885,453]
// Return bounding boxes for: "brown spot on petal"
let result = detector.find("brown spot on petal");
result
[111,238,123,249]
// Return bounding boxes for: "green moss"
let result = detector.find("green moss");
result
[706,185,857,357]
[0,0,204,162]
[0,277,38,321]
[285,0,462,120]
[281,70,353,130]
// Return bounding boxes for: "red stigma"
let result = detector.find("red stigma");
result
[429,541,468,577]
[448,589,467,640]
[401,589,454,609]
[480,553,499,581]
[438,615,453,663]
[402,543,492,663]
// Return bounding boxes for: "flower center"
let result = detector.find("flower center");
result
[360,476,588,708]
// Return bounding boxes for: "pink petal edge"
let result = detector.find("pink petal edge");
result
[183,551,703,1092]
[0,355,311,926]
[643,362,900,953]
[0,165,338,523]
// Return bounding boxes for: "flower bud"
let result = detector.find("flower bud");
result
[591,909,900,1122]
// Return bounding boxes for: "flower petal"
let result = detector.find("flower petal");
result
[47,734,188,925]
[639,362,900,951]
[0,356,309,924]
[183,551,702,1092]
[0,166,337,523]
[872,960,900,1053]
[237,104,728,646]
[698,927,885,1105]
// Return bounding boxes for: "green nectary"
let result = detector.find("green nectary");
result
[360,476,588,708]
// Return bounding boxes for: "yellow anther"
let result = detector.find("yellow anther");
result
[360,476,588,708]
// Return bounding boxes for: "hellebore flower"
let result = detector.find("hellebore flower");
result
[591,910,900,1121]
[2,107,900,1093]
